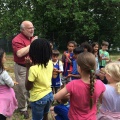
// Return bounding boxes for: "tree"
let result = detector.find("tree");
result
[0,0,33,39]
[0,0,120,50]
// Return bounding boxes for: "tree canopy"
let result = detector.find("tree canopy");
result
[0,0,120,49]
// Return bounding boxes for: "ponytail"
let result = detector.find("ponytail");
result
[89,70,95,109]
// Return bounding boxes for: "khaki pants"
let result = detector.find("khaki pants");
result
[14,63,29,111]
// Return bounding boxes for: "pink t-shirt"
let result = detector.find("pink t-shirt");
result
[66,79,105,120]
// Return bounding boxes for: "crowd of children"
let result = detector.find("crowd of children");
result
[0,39,120,120]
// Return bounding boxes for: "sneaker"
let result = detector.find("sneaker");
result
[20,111,29,119]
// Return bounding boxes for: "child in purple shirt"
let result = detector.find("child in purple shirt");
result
[98,62,120,120]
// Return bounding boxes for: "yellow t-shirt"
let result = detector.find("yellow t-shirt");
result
[28,60,53,102]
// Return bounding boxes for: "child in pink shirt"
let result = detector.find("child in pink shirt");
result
[54,52,105,120]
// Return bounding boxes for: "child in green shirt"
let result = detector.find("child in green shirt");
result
[99,41,110,68]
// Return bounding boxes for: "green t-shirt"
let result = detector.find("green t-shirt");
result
[28,60,53,102]
[99,49,109,67]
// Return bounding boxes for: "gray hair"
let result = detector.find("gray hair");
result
[20,23,25,31]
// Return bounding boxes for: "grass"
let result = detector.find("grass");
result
[5,54,120,120]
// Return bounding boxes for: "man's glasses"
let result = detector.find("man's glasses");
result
[25,27,35,30]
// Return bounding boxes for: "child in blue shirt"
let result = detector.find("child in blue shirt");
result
[62,41,76,77]
[67,47,84,80]
[50,94,70,120]
[52,50,63,94]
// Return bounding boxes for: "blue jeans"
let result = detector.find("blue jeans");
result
[31,92,53,120]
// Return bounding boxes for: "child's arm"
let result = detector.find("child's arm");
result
[62,52,72,63]
[99,94,103,104]
[54,87,68,100]
[67,74,80,78]
[3,71,14,87]
[25,57,33,91]
[65,53,72,63]
[25,69,33,91]
[101,57,109,60]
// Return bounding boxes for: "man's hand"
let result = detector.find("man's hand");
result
[31,36,38,42]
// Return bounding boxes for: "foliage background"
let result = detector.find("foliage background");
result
[0,0,120,51]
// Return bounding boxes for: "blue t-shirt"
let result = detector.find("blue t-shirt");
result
[71,60,79,80]
[52,61,60,87]
[54,103,69,120]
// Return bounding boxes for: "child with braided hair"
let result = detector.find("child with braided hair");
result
[54,52,105,120]
[98,62,120,120]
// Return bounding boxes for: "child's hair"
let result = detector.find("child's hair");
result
[72,41,77,47]
[105,62,120,94]
[81,42,92,52]
[67,41,76,47]
[49,41,53,49]
[0,48,5,74]
[92,42,100,59]
[52,50,60,56]
[77,52,96,109]
[73,47,84,55]
[29,38,52,68]
[101,41,109,46]
[92,42,99,52]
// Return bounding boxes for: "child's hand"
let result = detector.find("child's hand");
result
[108,58,112,62]
[118,58,120,61]
[65,53,70,59]
[14,81,19,85]
[67,74,72,78]
[25,57,32,69]
[98,68,105,80]
[64,52,69,58]
[100,54,104,57]
[65,53,69,57]
[53,68,58,72]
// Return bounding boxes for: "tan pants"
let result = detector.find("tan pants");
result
[14,63,29,111]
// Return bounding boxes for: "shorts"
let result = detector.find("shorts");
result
[30,92,53,120]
